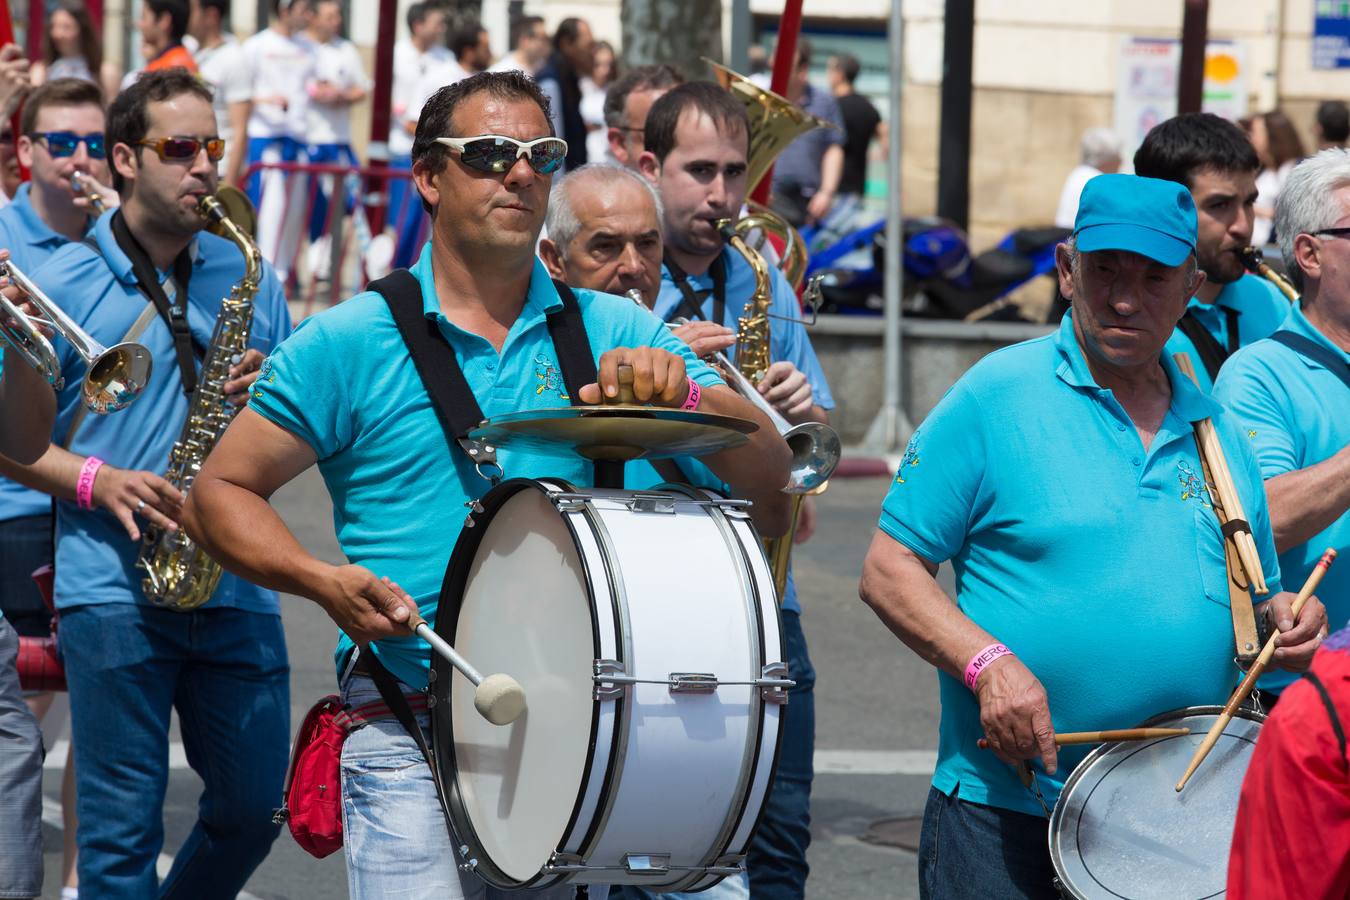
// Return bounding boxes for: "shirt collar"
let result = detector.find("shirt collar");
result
[93,210,203,286]
[413,243,563,326]
[12,183,73,248]
[1053,310,1223,422]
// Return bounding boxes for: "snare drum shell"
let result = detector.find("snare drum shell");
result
[431,480,783,890]
[1049,706,1264,900]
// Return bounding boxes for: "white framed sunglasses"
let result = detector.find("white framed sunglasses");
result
[435,134,569,175]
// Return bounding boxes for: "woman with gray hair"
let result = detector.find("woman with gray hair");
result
[1054,127,1123,228]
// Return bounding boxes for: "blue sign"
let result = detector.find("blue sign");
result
[1315,1,1350,69]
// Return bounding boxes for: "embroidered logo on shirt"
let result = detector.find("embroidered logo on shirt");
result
[1247,429,1257,440]
[533,354,570,400]
[1177,460,1213,508]
[250,356,276,401]
[895,430,921,483]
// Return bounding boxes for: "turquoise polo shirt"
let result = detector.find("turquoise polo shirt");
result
[1214,302,1350,692]
[247,246,724,690]
[0,184,97,523]
[632,247,836,615]
[877,312,1282,818]
[1164,273,1291,392]
[31,211,292,613]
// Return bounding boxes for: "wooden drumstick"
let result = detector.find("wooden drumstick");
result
[977,727,1191,750]
[1175,548,1337,792]
[408,613,527,726]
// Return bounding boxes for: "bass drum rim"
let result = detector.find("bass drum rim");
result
[429,477,621,890]
[1048,704,1266,900]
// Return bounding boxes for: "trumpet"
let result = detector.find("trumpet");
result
[70,170,107,215]
[0,260,153,413]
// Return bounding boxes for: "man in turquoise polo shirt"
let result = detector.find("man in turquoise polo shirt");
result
[859,174,1327,897]
[1215,147,1350,700]
[0,70,293,899]
[178,71,792,899]
[1134,112,1292,392]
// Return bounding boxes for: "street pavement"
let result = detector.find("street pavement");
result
[38,471,948,899]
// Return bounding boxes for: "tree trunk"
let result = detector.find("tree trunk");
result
[621,0,723,80]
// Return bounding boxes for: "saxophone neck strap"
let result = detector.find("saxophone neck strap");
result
[110,210,202,396]
[663,250,727,326]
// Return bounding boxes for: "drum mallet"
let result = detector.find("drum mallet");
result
[409,614,527,726]
[1176,548,1337,792]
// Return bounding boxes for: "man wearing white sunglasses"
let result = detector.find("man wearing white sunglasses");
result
[180,71,794,899]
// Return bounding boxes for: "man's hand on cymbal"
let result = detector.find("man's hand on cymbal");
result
[1261,590,1328,671]
[975,654,1058,775]
[578,346,690,408]
[320,567,420,647]
[671,321,736,360]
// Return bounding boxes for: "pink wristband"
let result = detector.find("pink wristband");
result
[76,456,104,511]
[964,643,1012,691]
[681,377,701,411]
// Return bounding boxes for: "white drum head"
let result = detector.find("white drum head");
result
[445,487,597,884]
[1050,706,1263,899]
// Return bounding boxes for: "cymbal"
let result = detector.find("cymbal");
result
[470,406,756,462]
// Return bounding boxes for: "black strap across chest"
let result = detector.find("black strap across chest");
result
[1176,305,1241,383]
[111,210,203,396]
[369,269,622,487]
[663,251,728,326]
[1270,330,1350,392]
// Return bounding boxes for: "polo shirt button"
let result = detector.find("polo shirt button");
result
[486,361,496,371]
[1117,424,1127,432]
[1132,457,1141,466]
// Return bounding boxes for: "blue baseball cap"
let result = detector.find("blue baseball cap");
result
[1073,173,1197,267]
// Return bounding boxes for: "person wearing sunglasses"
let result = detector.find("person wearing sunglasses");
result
[176,70,791,900]
[1134,113,1294,393]
[0,69,294,900]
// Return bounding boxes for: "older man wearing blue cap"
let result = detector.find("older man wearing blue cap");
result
[859,174,1327,897]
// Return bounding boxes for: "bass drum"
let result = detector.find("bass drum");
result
[430,478,786,890]
[1050,706,1264,899]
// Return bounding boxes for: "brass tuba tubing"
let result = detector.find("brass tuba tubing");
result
[0,259,152,413]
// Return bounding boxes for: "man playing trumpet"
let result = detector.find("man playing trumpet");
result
[860,175,1326,897]
[0,70,293,899]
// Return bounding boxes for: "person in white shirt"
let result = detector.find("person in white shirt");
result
[242,0,315,277]
[487,14,549,76]
[1054,127,1122,228]
[387,1,447,268]
[302,0,369,254]
[189,0,252,185]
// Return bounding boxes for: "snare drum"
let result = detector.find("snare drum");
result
[429,478,786,891]
[1049,706,1264,899]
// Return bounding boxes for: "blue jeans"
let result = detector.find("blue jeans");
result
[613,610,815,900]
[305,143,360,241]
[917,786,1057,900]
[338,671,591,900]
[60,603,290,900]
[0,514,53,637]
[0,618,43,898]
[384,154,428,269]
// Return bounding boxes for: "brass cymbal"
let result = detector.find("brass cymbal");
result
[469,406,756,462]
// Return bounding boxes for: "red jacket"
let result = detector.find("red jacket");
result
[1229,634,1350,899]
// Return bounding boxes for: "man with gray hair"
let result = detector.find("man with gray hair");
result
[1214,146,1350,701]
[1054,127,1122,227]
[604,64,684,168]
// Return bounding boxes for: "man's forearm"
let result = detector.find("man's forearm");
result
[226,102,252,185]
[0,352,55,464]
[183,474,336,605]
[0,442,86,500]
[1266,446,1350,553]
[819,145,844,198]
[859,530,1001,679]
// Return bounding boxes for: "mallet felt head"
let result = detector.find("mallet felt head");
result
[474,673,527,725]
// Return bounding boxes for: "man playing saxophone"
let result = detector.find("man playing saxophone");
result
[0,69,293,899]
[627,82,835,900]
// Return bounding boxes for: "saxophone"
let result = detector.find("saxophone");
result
[136,193,261,610]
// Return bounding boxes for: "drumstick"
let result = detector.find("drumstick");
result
[1175,548,1337,792]
[408,613,527,726]
[976,727,1191,750]
[1174,353,1269,594]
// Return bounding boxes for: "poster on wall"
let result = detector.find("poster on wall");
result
[1113,37,1248,170]
[1314,1,1350,69]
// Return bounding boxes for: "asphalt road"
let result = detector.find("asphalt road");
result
[38,472,947,899]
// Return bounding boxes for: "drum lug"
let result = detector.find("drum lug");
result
[623,492,678,514]
[669,672,720,693]
[545,850,588,873]
[758,663,793,704]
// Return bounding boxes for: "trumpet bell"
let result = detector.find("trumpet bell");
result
[783,421,841,493]
[84,342,154,414]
